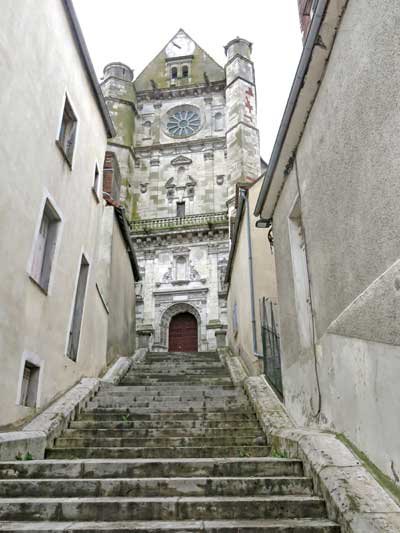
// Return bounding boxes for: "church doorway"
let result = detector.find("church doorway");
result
[168,312,198,352]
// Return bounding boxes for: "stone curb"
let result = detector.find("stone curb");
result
[0,351,146,461]
[220,349,400,532]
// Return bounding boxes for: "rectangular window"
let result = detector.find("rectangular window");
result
[20,361,40,408]
[30,199,61,292]
[177,202,185,217]
[67,255,89,361]
[57,95,77,166]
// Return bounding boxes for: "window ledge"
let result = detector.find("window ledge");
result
[28,274,48,295]
[55,140,73,169]
[91,186,100,203]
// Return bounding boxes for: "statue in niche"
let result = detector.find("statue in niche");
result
[189,262,200,281]
[162,267,173,282]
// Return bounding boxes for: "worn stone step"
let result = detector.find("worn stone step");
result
[0,458,304,480]
[45,445,271,459]
[54,435,266,449]
[0,496,327,521]
[0,519,342,532]
[95,391,243,401]
[69,419,261,430]
[121,378,233,385]
[87,400,248,410]
[100,384,236,392]
[64,427,261,438]
[131,362,226,369]
[124,370,229,377]
[0,476,313,498]
[78,410,256,421]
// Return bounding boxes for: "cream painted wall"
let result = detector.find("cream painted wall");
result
[0,0,110,427]
[227,179,277,375]
[270,0,400,481]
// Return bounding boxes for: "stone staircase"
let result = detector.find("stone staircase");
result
[0,351,340,531]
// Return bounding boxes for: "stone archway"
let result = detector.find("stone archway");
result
[159,303,201,351]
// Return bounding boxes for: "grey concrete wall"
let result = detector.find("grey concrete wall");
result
[272,0,400,481]
[106,215,136,362]
[227,180,277,375]
[0,0,109,427]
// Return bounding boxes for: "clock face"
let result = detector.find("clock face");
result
[165,35,195,58]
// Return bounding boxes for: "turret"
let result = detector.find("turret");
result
[224,37,261,202]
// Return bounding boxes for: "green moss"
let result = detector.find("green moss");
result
[129,193,140,221]
[336,433,400,505]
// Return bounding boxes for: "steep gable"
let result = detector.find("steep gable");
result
[134,29,225,92]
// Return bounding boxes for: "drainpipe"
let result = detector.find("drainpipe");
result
[241,189,262,359]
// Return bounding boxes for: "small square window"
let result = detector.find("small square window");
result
[57,95,77,167]
[30,199,61,292]
[20,361,40,408]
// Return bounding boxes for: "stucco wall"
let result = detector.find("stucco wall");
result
[106,215,136,362]
[227,180,277,375]
[0,0,109,427]
[272,0,400,480]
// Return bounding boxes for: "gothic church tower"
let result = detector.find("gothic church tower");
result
[101,30,260,351]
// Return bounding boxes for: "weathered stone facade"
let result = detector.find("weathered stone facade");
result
[102,30,261,351]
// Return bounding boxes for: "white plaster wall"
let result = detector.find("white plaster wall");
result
[227,180,277,375]
[271,0,400,481]
[0,0,109,427]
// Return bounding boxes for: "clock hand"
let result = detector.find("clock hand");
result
[172,41,182,49]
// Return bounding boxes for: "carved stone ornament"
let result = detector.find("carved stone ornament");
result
[140,183,148,193]
[216,174,225,185]
[162,267,173,282]
[171,155,193,166]
[189,262,200,281]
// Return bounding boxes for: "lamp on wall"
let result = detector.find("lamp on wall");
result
[255,218,274,253]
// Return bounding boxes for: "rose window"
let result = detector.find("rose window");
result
[167,110,201,137]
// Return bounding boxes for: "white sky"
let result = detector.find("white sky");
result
[74,0,302,160]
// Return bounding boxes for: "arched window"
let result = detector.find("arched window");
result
[171,67,178,79]
[182,65,189,78]
[215,112,224,131]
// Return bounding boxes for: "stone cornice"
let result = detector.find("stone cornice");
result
[136,81,225,103]
[135,136,226,156]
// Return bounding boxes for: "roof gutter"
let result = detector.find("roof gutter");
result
[254,0,347,218]
[62,0,116,138]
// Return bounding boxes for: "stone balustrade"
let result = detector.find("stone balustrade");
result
[130,211,228,233]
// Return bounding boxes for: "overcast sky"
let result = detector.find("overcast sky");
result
[74,0,302,160]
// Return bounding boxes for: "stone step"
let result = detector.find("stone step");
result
[100,384,236,392]
[77,410,256,421]
[124,369,229,376]
[0,519,342,531]
[0,458,304,479]
[0,476,313,498]
[87,400,248,409]
[45,445,271,459]
[95,391,243,400]
[131,362,226,369]
[120,379,233,385]
[69,419,261,430]
[54,435,266,449]
[64,427,261,438]
[0,495,327,521]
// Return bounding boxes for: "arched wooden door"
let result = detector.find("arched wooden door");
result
[168,312,198,352]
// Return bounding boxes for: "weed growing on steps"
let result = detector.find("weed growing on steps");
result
[15,451,33,461]
[271,448,289,459]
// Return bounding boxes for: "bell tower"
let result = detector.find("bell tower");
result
[224,37,261,202]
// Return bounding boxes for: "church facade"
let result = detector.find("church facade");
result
[101,30,262,352]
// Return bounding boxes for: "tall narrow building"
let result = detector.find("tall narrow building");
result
[101,30,261,352]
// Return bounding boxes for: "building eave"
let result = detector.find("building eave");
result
[62,0,116,138]
[254,0,349,218]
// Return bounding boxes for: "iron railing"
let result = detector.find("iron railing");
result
[260,297,283,398]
